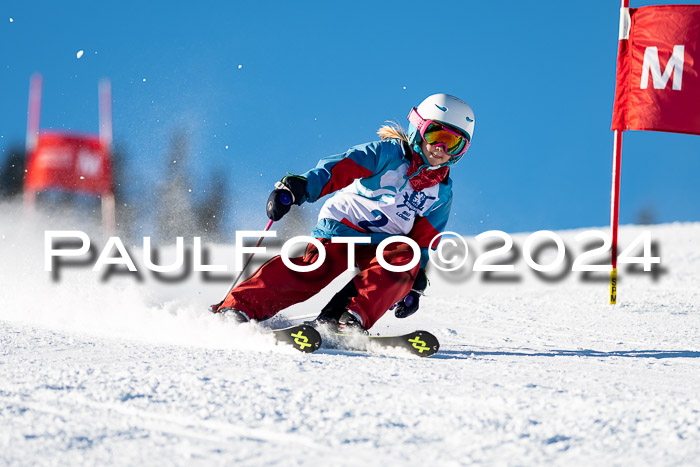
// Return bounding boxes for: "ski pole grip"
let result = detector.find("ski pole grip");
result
[279,191,293,206]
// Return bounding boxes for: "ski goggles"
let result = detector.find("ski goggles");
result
[408,108,471,157]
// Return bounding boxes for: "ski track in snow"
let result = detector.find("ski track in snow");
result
[1,221,699,465]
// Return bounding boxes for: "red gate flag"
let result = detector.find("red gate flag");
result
[612,5,700,135]
[25,132,113,195]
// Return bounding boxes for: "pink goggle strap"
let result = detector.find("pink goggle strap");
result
[407,107,427,133]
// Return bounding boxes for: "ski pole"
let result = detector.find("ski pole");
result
[223,190,293,298]
[224,218,274,297]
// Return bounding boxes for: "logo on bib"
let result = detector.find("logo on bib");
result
[396,191,436,221]
[397,191,436,213]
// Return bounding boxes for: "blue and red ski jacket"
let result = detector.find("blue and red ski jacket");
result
[296,138,452,267]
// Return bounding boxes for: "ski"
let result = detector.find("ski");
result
[330,330,440,357]
[270,324,322,353]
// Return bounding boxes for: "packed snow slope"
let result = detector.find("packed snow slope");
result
[1,218,699,466]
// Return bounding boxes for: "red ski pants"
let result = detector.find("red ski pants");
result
[220,238,419,329]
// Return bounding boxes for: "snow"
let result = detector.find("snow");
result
[76,50,84,59]
[1,219,699,465]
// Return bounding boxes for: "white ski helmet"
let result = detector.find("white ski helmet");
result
[407,93,475,166]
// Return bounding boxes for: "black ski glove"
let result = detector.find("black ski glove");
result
[266,175,307,221]
[393,268,428,319]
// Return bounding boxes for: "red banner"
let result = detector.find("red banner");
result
[611,5,700,135]
[25,132,113,194]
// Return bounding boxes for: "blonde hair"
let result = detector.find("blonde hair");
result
[377,121,410,143]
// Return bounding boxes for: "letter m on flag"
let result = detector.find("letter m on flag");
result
[641,45,684,91]
[612,5,700,135]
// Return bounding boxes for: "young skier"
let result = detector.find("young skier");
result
[210,93,475,332]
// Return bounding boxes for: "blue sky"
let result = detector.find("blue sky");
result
[1,0,699,236]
